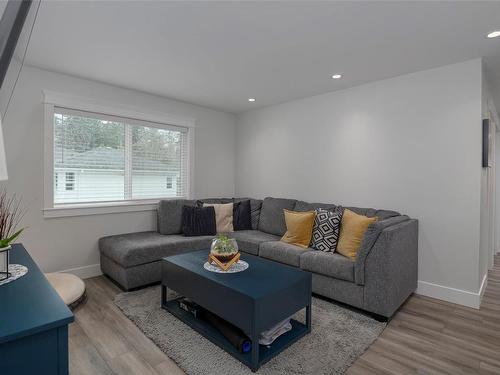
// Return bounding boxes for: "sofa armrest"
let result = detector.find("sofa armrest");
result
[354,215,410,285]
[360,219,418,317]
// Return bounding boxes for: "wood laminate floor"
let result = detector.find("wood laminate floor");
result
[70,255,500,374]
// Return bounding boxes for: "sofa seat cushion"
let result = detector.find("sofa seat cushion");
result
[99,232,213,267]
[229,230,280,255]
[300,251,355,282]
[259,241,310,267]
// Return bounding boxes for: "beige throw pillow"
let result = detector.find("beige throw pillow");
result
[203,203,234,233]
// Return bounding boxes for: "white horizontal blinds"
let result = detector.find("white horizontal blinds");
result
[178,131,189,198]
[53,106,189,205]
[131,125,187,199]
[53,109,126,204]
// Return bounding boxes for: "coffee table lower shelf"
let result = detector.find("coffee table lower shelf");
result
[162,298,309,372]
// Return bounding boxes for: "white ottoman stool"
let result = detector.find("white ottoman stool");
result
[45,272,86,309]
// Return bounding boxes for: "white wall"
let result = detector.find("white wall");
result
[1,66,235,275]
[1,60,491,308]
[235,60,484,307]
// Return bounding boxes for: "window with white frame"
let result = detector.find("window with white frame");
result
[51,107,190,206]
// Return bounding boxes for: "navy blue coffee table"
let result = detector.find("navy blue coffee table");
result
[161,249,312,372]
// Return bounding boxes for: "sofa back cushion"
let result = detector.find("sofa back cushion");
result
[258,197,297,236]
[235,198,262,230]
[294,200,337,212]
[198,198,233,204]
[347,206,400,220]
[158,199,196,235]
[294,200,400,221]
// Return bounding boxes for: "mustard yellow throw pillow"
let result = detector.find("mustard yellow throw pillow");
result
[337,209,378,260]
[281,209,316,248]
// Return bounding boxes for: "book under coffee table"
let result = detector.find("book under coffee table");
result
[161,249,312,372]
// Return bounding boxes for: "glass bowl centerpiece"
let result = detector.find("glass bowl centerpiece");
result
[210,235,239,263]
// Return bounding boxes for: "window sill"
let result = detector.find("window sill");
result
[42,200,164,218]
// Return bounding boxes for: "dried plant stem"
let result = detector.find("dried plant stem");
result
[0,189,26,242]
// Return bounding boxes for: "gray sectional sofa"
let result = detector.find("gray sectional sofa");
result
[99,197,418,318]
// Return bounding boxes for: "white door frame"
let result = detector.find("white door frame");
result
[493,111,500,264]
[488,114,496,269]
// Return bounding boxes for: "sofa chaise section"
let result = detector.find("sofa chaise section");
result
[99,231,213,290]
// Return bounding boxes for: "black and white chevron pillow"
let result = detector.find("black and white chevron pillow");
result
[310,207,343,252]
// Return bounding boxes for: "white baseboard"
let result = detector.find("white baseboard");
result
[55,264,492,308]
[57,263,102,279]
[479,273,488,299]
[416,274,488,309]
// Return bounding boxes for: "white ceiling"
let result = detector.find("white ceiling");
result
[25,1,500,114]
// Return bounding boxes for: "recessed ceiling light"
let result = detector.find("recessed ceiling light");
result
[331,74,342,79]
[487,31,500,38]
[248,98,256,102]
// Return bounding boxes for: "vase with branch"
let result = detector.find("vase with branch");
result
[0,190,25,281]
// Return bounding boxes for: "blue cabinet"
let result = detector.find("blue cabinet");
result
[0,244,74,375]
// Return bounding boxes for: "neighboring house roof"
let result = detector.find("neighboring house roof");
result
[55,147,180,172]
